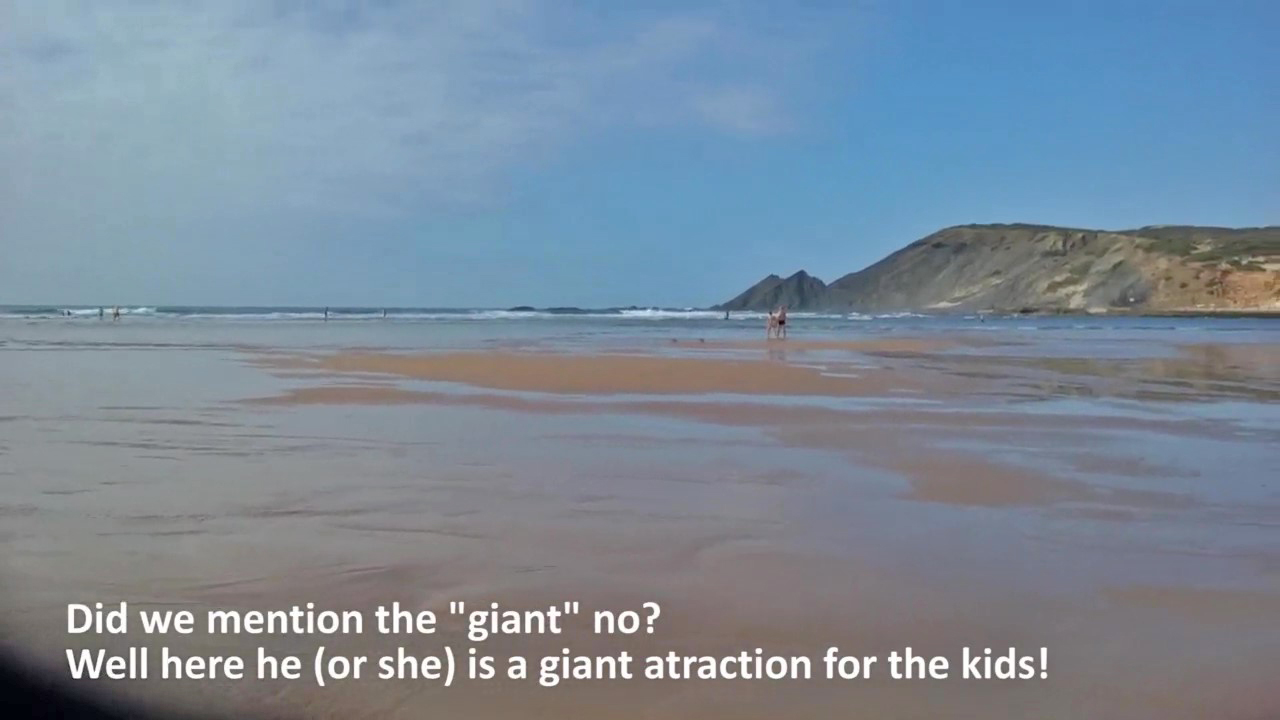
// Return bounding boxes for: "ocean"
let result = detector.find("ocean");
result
[3,304,1276,350]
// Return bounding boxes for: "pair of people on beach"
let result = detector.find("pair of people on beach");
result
[766,305,787,339]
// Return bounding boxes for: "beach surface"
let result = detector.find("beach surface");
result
[1,313,1277,719]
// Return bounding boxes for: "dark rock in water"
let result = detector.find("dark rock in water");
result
[716,224,1280,313]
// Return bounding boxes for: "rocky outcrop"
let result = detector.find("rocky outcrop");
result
[717,270,827,311]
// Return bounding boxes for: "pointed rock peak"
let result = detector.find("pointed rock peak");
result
[784,269,826,286]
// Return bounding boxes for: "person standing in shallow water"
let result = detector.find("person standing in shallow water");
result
[112,306,120,322]
[767,305,788,340]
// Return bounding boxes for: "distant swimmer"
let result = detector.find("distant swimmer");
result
[324,307,329,322]
[724,310,730,320]
[112,306,120,322]
[98,307,104,320]
[382,308,388,319]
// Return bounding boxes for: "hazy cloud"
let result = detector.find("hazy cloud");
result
[0,0,811,221]
[693,85,789,136]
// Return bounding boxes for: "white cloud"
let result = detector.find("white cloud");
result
[0,0,811,222]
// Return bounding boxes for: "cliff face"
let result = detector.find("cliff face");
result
[717,225,1280,313]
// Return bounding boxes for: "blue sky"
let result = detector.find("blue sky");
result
[2,0,1276,307]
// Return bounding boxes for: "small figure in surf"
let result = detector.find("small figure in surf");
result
[724,310,730,320]
[112,306,120,322]
[766,305,788,339]
[324,307,329,322]
[98,307,104,320]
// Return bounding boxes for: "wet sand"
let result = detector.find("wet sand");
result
[247,347,948,397]
[2,330,1278,719]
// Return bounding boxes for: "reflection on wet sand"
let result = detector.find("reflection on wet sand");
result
[1,333,1277,719]
[1106,585,1280,623]
[906,342,1280,403]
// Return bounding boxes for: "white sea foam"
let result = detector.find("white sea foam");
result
[1,307,874,321]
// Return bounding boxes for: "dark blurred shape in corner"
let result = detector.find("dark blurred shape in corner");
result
[0,649,214,720]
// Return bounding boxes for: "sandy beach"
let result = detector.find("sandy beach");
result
[2,318,1278,719]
